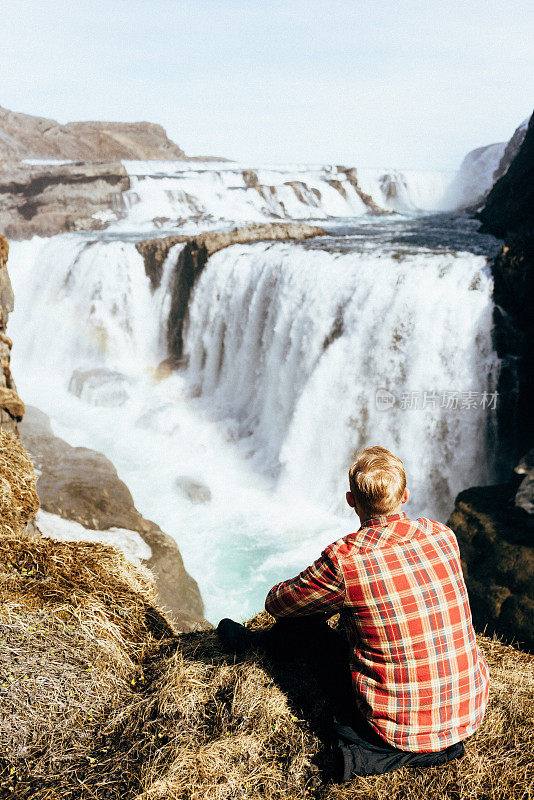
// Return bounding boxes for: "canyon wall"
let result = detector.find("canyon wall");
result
[0,160,130,239]
[448,111,534,651]
[480,111,534,462]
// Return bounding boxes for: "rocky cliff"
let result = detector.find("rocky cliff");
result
[440,118,529,212]
[0,160,130,239]
[0,105,227,238]
[0,235,24,432]
[0,106,186,161]
[0,235,207,631]
[480,110,534,462]
[480,113,534,239]
[492,117,529,184]
[447,112,534,651]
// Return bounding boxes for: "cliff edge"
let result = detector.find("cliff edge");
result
[447,112,534,651]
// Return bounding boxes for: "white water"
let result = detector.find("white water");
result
[184,241,498,517]
[107,162,455,232]
[356,168,455,213]
[8,226,499,623]
[440,142,507,210]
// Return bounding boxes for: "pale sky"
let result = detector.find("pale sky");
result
[3,0,533,170]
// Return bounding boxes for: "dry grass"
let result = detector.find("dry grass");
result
[0,429,39,536]
[2,533,533,800]
[1,433,533,799]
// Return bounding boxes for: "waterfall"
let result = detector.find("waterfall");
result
[110,162,456,231]
[7,236,182,385]
[7,223,499,621]
[356,169,457,213]
[184,240,499,520]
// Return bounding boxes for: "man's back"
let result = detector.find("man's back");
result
[265,512,490,752]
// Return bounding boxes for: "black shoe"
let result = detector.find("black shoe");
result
[217,618,260,653]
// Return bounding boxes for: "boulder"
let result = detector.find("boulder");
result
[515,449,534,514]
[448,479,534,651]
[176,476,212,504]
[68,367,133,407]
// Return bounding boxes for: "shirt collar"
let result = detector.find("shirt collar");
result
[361,511,407,528]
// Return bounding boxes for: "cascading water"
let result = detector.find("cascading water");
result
[184,238,499,519]
[7,215,500,623]
[110,162,456,232]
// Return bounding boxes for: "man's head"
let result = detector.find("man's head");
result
[346,445,409,521]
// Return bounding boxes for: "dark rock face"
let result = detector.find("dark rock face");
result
[448,113,534,651]
[0,106,186,161]
[19,405,209,631]
[167,239,209,362]
[448,481,534,651]
[135,221,326,361]
[515,449,534,514]
[492,118,529,184]
[480,113,534,238]
[479,111,534,463]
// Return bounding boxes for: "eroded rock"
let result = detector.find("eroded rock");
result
[0,161,130,239]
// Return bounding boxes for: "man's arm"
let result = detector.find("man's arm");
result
[265,548,345,618]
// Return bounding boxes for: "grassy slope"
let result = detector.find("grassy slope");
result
[1,430,533,800]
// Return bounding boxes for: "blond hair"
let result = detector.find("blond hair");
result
[348,445,406,519]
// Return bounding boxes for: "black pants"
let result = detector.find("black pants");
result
[258,615,465,780]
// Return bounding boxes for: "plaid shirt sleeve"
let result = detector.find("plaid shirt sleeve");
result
[265,548,345,618]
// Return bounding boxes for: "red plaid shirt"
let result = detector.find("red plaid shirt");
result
[265,512,489,752]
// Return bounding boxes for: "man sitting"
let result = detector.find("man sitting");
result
[218,445,490,779]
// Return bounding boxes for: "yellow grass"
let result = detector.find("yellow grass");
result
[1,431,533,799]
[0,429,39,536]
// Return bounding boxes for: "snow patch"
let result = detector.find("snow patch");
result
[36,509,152,565]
